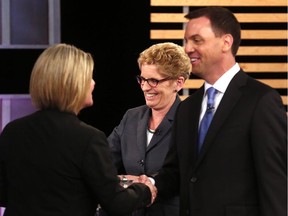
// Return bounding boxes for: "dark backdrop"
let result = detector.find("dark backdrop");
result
[0,1,150,136]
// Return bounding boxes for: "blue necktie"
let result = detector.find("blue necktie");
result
[198,87,217,153]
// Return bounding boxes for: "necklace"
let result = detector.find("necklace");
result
[147,128,156,134]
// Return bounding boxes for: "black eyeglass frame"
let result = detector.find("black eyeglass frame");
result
[136,75,173,87]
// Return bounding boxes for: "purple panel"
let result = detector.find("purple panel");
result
[10,98,36,121]
[0,100,2,134]
[0,0,2,44]
[10,0,48,44]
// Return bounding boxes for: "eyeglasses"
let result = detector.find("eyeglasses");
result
[136,75,172,87]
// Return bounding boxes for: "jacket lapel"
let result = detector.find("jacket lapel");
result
[136,109,150,156]
[147,96,181,150]
[195,70,247,166]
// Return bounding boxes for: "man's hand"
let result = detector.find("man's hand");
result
[118,174,157,205]
[138,175,157,205]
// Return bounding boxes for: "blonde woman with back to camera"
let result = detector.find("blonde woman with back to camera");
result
[0,43,157,216]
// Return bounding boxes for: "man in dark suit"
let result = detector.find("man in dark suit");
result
[151,6,287,216]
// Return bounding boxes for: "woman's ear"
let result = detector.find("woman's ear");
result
[175,76,185,92]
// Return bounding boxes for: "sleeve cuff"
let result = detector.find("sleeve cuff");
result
[148,177,155,185]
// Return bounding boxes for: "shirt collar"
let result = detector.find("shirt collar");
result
[204,63,240,94]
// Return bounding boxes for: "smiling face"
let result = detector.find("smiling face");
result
[184,16,226,80]
[139,64,178,111]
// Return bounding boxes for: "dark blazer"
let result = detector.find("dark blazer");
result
[155,70,287,216]
[108,96,181,216]
[0,109,151,216]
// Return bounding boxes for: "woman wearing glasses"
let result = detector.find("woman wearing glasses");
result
[105,42,191,216]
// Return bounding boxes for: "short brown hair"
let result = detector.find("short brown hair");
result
[137,42,191,80]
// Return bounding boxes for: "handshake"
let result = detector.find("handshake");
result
[119,174,157,206]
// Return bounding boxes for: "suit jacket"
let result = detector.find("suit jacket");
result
[108,96,181,216]
[155,70,287,216]
[0,109,151,216]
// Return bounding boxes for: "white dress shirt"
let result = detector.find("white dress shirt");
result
[199,63,240,123]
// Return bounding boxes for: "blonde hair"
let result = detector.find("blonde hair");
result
[29,43,94,114]
[137,42,191,80]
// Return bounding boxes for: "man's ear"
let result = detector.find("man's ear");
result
[222,34,233,53]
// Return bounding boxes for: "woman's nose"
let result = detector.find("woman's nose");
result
[141,80,152,91]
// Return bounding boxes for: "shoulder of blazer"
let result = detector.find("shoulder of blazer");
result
[124,105,150,120]
[180,85,204,109]
[233,69,276,94]
[78,120,106,137]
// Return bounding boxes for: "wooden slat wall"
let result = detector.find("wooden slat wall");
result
[150,0,288,106]
[151,29,287,40]
[151,0,287,6]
